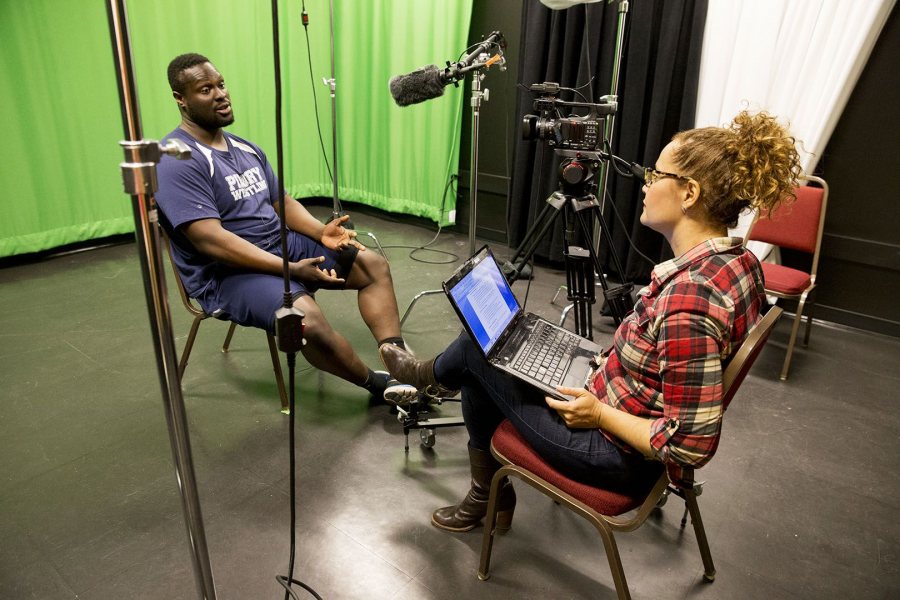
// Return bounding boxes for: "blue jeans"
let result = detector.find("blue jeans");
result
[433,334,662,493]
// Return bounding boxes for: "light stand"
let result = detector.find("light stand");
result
[541,0,631,328]
[315,0,386,256]
[106,1,216,598]
[467,67,488,257]
[593,0,629,229]
[401,34,506,326]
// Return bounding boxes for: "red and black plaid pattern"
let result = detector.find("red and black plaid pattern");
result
[589,238,764,481]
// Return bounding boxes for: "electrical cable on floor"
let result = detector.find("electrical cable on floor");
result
[376,173,460,265]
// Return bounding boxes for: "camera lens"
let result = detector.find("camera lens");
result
[521,115,538,140]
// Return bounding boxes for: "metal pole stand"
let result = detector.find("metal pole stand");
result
[107,1,217,597]
[118,137,219,600]
[468,69,488,257]
[320,0,385,259]
[401,56,493,328]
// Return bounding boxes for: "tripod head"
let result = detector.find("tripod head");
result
[556,150,603,199]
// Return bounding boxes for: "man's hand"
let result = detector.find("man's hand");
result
[545,386,605,429]
[289,256,345,286]
[321,215,366,252]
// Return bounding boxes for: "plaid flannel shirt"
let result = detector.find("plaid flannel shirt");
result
[589,237,764,481]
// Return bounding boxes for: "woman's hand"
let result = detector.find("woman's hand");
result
[289,256,345,286]
[321,215,366,252]
[545,386,605,429]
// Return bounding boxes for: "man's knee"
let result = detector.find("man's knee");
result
[292,296,333,345]
[352,250,392,287]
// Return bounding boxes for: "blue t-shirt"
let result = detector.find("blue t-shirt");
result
[155,128,282,297]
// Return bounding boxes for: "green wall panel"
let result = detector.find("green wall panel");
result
[0,0,472,257]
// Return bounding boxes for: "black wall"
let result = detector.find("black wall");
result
[455,0,524,245]
[458,1,900,337]
[813,4,900,336]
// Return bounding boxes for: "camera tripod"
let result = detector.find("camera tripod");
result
[501,149,633,339]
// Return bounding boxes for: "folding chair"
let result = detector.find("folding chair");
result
[477,307,783,599]
[746,175,828,379]
[159,226,289,413]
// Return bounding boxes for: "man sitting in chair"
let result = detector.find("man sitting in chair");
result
[156,52,412,403]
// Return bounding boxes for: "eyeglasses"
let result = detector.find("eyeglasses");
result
[642,167,694,187]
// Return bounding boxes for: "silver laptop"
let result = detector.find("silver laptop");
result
[443,246,601,400]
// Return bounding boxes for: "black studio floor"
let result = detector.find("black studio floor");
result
[2,207,899,600]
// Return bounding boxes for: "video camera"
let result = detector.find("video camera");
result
[521,82,616,152]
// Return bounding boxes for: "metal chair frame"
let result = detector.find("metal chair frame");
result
[160,226,289,413]
[746,175,828,380]
[477,307,784,599]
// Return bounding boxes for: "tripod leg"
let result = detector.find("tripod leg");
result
[571,198,632,325]
[504,192,568,283]
[564,246,596,340]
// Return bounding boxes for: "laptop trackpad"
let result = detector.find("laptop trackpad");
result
[561,354,594,393]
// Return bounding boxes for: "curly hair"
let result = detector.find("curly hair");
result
[671,110,803,228]
[167,53,211,94]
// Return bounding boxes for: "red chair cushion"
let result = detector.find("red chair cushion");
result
[491,420,647,516]
[761,262,812,295]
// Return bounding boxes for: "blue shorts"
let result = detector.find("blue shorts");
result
[196,231,358,332]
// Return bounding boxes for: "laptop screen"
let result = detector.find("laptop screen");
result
[447,249,520,354]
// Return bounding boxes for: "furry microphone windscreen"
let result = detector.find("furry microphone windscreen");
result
[389,64,447,106]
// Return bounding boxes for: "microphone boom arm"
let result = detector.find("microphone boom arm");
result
[442,31,505,84]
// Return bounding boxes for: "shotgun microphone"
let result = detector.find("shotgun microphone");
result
[389,31,506,107]
[389,65,451,106]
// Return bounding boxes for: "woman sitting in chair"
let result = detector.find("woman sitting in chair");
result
[380,111,802,532]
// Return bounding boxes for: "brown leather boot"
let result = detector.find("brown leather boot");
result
[379,343,458,399]
[432,445,516,533]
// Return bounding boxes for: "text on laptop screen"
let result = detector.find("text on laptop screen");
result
[449,255,519,354]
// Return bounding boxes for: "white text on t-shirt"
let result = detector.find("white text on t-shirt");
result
[224,167,268,201]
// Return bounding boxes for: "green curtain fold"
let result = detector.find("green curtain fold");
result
[0,0,472,257]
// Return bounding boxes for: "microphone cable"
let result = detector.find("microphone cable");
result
[300,0,335,185]
[600,141,657,268]
[271,1,321,598]
[274,356,324,600]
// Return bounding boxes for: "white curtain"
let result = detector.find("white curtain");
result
[695,0,895,256]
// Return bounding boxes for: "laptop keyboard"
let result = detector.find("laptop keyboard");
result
[511,321,579,387]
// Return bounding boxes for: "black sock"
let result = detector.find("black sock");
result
[361,369,389,394]
[378,336,406,350]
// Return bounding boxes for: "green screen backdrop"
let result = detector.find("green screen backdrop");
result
[0,0,472,257]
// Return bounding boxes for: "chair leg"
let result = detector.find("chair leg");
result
[684,491,716,582]
[803,299,816,346]
[594,525,632,600]
[222,322,238,352]
[779,293,809,381]
[178,315,204,379]
[266,333,289,414]
[478,468,511,581]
